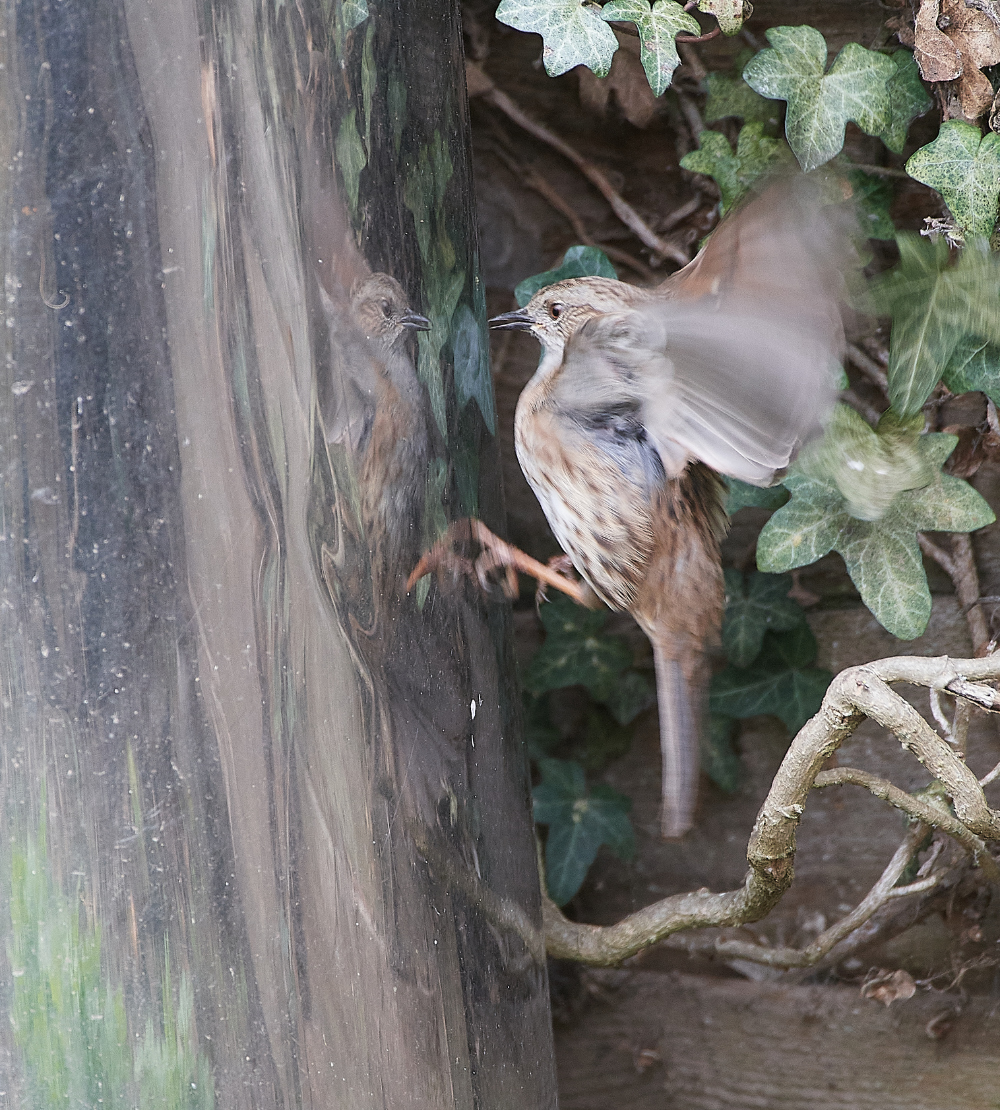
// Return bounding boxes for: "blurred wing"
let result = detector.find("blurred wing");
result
[558,299,839,484]
[557,178,847,483]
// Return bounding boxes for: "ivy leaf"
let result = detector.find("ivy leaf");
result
[704,71,781,126]
[883,50,932,154]
[941,335,1000,407]
[495,0,619,78]
[680,123,793,212]
[601,669,656,725]
[722,569,805,667]
[905,121,1000,240]
[582,706,634,770]
[701,714,741,792]
[525,594,632,700]
[743,25,896,172]
[710,630,831,732]
[869,234,1000,417]
[757,432,995,640]
[697,0,752,37]
[724,477,790,514]
[534,759,635,905]
[515,245,617,306]
[601,0,700,96]
[848,169,897,241]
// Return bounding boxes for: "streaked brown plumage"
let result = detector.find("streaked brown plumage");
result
[491,180,849,837]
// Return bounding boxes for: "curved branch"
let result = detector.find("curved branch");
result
[545,653,1000,965]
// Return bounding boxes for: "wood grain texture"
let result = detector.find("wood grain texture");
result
[556,969,1000,1110]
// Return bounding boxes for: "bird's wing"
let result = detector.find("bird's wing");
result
[557,179,848,484]
[558,295,839,484]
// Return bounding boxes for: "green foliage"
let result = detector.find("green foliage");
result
[8,813,213,1109]
[524,594,655,715]
[724,476,789,514]
[849,169,897,242]
[495,0,619,78]
[710,623,832,733]
[702,714,742,792]
[602,0,699,95]
[533,758,635,905]
[942,336,1000,407]
[515,245,616,306]
[868,234,1000,417]
[722,569,804,667]
[883,50,933,154]
[905,121,1000,241]
[704,70,781,127]
[757,424,995,640]
[742,28,921,172]
[680,123,793,213]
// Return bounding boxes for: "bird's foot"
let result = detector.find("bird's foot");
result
[407,518,591,606]
[535,553,578,609]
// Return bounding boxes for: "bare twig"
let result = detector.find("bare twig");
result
[484,137,658,281]
[846,343,890,395]
[841,388,883,427]
[919,534,957,578]
[469,66,690,266]
[544,653,1000,965]
[677,42,707,83]
[675,90,705,140]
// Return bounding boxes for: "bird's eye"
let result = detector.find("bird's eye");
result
[380,299,392,317]
[548,302,564,319]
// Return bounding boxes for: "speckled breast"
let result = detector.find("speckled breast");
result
[514,408,655,612]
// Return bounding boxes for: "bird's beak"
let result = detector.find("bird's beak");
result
[488,309,534,331]
[400,312,431,332]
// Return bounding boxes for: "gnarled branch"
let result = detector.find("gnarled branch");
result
[545,653,1000,965]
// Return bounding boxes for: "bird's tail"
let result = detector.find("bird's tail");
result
[652,643,701,839]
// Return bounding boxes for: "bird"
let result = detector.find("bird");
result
[490,179,849,838]
[319,272,433,595]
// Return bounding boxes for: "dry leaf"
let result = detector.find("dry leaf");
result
[914,0,962,81]
[578,31,660,129]
[941,0,1000,117]
[861,967,917,1006]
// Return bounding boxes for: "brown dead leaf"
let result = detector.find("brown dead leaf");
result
[914,0,962,81]
[860,968,917,1007]
[578,31,660,129]
[941,0,1000,117]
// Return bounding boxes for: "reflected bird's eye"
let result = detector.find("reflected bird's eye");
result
[548,302,563,319]
[381,299,392,317]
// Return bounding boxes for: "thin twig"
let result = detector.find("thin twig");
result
[675,89,705,140]
[477,78,691,265]
[484,138,658,281]
[846,343,890,395]
[919,534,957,578]
[841,388,883,426]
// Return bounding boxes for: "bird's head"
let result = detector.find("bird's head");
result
[489,276,632,353]
[351,273,430,348]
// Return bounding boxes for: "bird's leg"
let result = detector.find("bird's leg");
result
[406,518,592,606]
[535,554,577,608]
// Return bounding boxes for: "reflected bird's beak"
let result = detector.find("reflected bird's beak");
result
[400,313,431,331]
[488,310,534,331]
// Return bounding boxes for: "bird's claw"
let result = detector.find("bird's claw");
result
[407,518,591,607]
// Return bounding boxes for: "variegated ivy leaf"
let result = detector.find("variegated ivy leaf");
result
[905,120,1000,241]
[704,71,781,127]
[868,234,1000,417]
[757,431,995,640]
[941,335,1000,407]
[495,0,618,78]
[743,26,897,172]
[680,123,793,212]
[601,0,700,96]
[884,50,932,154]
[697,0,751,36]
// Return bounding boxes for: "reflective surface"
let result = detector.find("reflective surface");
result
[0,1,556,1105]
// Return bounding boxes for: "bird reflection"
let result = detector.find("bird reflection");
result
[318,272,432,599]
